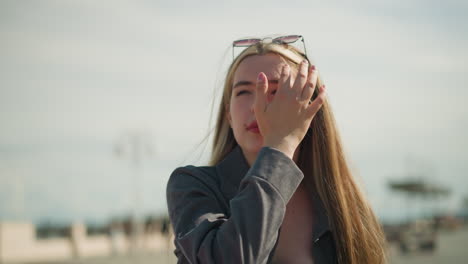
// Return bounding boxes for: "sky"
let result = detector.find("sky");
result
[0,0,467,224]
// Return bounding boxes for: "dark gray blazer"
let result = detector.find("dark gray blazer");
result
[166,146,337,263]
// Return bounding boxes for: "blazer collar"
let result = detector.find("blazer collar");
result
[215,145,331,241]
[216,145,250,200]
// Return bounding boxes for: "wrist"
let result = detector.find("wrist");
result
[263,140,296,160]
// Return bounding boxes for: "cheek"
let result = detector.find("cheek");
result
[229,102,244,124]
[229,98,251,125]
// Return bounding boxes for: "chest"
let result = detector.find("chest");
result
[272,184,315,263]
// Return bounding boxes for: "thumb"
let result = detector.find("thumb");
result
[254,72,268,114]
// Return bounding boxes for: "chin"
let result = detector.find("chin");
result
[235,133,263,158]
[241,141,263,156]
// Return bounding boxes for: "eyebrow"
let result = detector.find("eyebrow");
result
[232,80,279,89]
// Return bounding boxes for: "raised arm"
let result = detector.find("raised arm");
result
[166,147,303,264]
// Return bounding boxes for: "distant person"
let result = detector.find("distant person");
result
[166,35,387,263]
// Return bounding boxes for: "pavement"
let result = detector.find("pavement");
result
[16,227,468,264]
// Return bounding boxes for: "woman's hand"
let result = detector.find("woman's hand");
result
[254,60,326,159]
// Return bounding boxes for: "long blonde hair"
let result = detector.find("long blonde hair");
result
[210,42,387,264]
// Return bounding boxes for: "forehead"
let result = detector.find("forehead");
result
[233,53,290,82]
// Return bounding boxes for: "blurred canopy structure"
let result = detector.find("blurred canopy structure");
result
[389,179,451,198]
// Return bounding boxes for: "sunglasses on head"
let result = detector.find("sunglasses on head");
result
[232,35,307,60]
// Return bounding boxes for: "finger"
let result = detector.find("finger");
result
[278,64,292,94]
[254,72,269,113]
[306,85,326,117]
[300,65,318,102]
[292,60,309,96]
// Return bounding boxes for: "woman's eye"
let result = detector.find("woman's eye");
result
[236,90,250,96]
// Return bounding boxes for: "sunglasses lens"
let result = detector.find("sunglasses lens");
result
[233,39,261,47]
[275,35,301,44]
[232,35,307,60]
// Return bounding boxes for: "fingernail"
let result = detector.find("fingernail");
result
[310,65,316,70]
[257,72,265,82]
[303,59,309,65]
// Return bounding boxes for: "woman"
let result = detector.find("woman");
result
[166,35,387,264]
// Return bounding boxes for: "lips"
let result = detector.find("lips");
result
[246,121,260,134]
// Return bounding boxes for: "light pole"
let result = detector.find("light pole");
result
[114,131,154,253]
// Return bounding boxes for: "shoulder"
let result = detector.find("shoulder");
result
[170,165,217,181]
[167,165,220,195]
[166,165,229,225]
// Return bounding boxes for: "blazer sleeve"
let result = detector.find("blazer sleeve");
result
[166,147,304,264]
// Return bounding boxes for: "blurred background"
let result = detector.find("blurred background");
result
[1,0,467,263]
